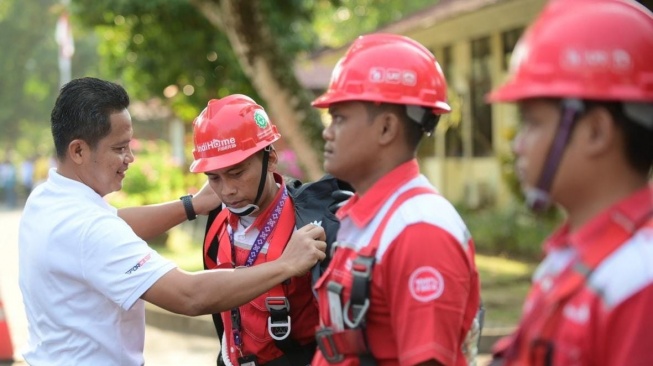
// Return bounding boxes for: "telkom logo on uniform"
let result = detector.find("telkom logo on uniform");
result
[197,137,237,153]
[409,266,444,302]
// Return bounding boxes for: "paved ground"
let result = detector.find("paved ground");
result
[0,205,493,365]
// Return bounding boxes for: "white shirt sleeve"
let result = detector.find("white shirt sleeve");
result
[80,214,176,310]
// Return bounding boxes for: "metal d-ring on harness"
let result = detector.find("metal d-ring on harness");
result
[266,294,317,366]
[316,186,437,365]
[265,296,291,341]
[343,256,373,329]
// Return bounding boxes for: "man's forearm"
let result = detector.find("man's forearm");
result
[118,201,187,240]
[144,261,294,316]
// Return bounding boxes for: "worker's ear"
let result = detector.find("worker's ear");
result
[376,111,401,146]
[68,139,89,165]
[578,106,618,159]
[267,147,278,173]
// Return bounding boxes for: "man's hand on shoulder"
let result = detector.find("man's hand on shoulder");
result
[281,223,327,277]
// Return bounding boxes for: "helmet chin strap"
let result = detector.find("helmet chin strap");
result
[227,146,271,217]
[526,99,584,212]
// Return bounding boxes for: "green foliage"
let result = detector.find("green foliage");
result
[106,139,204,208]
[475,254,534,327]
[312,0,439,48]
[69,0,442,120]
[0,0,59,146]
[460,203,562,261]
[156,225,204,271]
[2,0,442,157]
[261,0,318,55]
[0,0,100,157]
[73,0,257,122]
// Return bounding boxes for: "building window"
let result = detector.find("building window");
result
[470,37,493,157]
[502,28,524,70]
[436,45,463,157]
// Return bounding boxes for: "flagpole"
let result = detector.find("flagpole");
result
[56,0,73,88]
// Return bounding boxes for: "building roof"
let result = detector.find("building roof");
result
[296,0,513,89]
[377,0,511,34]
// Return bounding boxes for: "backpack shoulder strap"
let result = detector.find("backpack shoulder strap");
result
[287,174,353,291]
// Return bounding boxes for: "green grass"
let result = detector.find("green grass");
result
[155,230,535,328]
[152,228,205,272]
[476,254,535,328]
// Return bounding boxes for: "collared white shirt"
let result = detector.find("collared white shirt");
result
[19,168,176,366]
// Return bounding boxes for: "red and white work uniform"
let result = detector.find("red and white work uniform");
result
[210,174,319,366]
[493,185,653,365]
[313,160,480,366]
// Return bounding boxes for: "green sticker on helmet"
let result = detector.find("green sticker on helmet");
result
[254,110,269,128]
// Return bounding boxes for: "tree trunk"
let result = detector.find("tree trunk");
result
[190,0,324,181]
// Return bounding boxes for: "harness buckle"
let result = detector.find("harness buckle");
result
[265,297,291,340]
[343,256,373,328]
[315,328,345,364]
[343,298,370,328]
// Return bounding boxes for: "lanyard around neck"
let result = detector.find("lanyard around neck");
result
[229,185,288,267]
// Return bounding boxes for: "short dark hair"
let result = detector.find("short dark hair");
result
[51,77,130,159]
[585,101,653,176]
[364,102,424,150]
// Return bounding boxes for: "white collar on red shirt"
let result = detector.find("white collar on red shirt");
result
[336,159,420,228]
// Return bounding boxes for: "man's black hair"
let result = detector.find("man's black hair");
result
[51,77,130,159]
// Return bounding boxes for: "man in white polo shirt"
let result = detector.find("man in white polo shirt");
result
[18,77,327,366]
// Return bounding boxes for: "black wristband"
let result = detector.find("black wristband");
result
[180,194,197,221]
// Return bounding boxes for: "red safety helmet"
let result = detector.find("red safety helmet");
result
[487,0,653,103]
[312,33,451,114]
[190,95,281,173]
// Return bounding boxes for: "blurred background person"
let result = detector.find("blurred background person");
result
[0,155,18,208]
[487,1,653,365]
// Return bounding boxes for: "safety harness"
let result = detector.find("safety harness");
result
[204,186,314,366]
[203,174,350,366]
[501,210,653,366]
[315,186,437,365]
